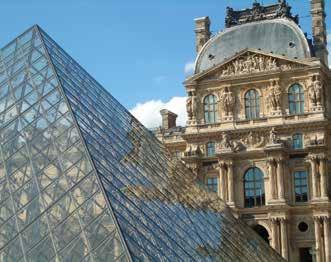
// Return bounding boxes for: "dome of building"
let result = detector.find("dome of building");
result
[195,18,311,73]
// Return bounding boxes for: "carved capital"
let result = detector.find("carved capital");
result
[317,153,327,161]
[217,160,227,169]
[307,154,318,162]
[276,158,285,165]
[226,161,234,168]
[321,216,330,224]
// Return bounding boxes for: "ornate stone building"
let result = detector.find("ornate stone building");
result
[155,1,330,261]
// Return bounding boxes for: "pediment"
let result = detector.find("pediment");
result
[188,50,312,83]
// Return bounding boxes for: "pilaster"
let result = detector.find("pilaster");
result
[227,161,235,207]
[280,218,289,260]
[314,216,323,262]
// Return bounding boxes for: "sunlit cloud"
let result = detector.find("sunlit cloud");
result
[184,61,195,76]
[130,97,187,128]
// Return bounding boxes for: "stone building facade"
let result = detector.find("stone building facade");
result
[155,1,331,261]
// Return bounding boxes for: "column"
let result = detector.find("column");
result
[271,218,279,253]
[310,156,318,199]
[227,161,235,206]
[219,162,226,200]
[280,218,289,260]
[323,217,330,262]
[268,159,277,200]
[319,155,328,199]
[277,158,285,201]
[314,217,322,262]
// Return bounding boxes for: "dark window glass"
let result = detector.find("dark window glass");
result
[298,222,309,232]
[289,84,304,115]
[245,89,260,120]
[244,167,265,208]
[293,133,303,149]
[206,142,215,156]
[294,171,308,202]
[207,177,218,193]
[204,95,218,124]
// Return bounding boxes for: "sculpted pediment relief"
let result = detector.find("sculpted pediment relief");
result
[196,50,310,82]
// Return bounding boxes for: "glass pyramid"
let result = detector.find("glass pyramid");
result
[0,25,283,261]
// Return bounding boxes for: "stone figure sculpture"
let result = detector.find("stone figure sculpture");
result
[309,75,323,107]
[268,80,282,111]
[186,91,197,120]
[219,87,235,116]
[269,127,279,144]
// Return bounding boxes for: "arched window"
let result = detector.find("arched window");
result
[289,84,304,115]
[206,142,215,157]
[292,133,303,149]
[294,171,308,202]
[206,177,218,193]
[245,89,260,119]
[244,167,265,208]
[204,95,218,124]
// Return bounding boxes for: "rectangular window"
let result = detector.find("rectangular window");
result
[206,177,218,193]
[207,142,215,157]
[292,134,303,149]
[294,171,308,203]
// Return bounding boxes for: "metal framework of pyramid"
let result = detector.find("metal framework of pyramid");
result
[0,25,283,261]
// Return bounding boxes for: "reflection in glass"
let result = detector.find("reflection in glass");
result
[0,25,283,262]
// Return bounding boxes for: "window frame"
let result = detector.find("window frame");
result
[292,133,303,150]
[206,141,216,157]
[203,94,218,124]
[288,84,305,115]
[293,170,309,203]
[244,167,265,208]
[206,176,218,193]
[244,89,260,120]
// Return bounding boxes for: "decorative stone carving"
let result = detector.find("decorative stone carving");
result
[305,134,325,146]
[242,131,266,148]
[269,127,280,144]
[216,53,302,78]
[186,91,197,121]
[225,1,298,28]
[216,133,243,153]
[308,75,323,107]
[267,80,282,112]
[184,143,202,157]
[219,87,235,117]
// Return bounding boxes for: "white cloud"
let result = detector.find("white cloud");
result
[130,97,187,129]
[184,61,195,76]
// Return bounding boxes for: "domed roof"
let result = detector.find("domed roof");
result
[195,18,311,74]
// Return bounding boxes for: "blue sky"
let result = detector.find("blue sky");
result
[0,0,330,127]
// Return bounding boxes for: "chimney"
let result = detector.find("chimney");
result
[194,16,211,53]
[160,109,177,130]
[311,0,328,66]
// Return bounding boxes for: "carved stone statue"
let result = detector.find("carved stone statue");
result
[268,80,282,111]
[309,75,323,107]
[269,127,279,144]
[219,87,235,116]
[221,133,232,149]
[186,91,197,120]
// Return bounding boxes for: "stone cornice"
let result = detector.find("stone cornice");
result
[182,119,328,141]
[184,49,317,86]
